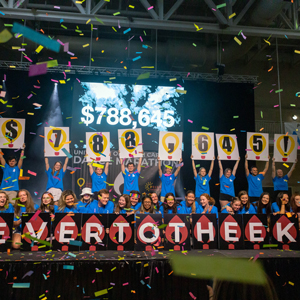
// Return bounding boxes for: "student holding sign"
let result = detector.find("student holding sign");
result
[119,153,143,195]
[114,194,131,214]
[272,157,297,195]
[136,195,159,214]
[0,143,25,204]
[191,155,214,201]
[0,191,14,213]
[178,190,201,214]
[158,157,183,200]
[221,197,241,214]
[44,154,69,204]
[245,154,270,202]
[218,156,240,208]
[200,193,218,218]
[160,192,179,216]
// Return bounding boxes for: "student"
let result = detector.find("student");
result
[39,192,58,214]
[238,190,256,214]
[178,190,202,214]
[245,154,270,202]
[136,195,159,214]
[151,192,162,212]
[57,190,78,213]
[12,189,39,249]
[272,157,297,195]
[44,154,69,204]
[0,191,14,213]
[158,157,182,200]
[88,157,110,199]
[191,155,214,201]
[218,156,240,208]
[160,192,179,217]
[120,155,143,195]
[290,192,300,228]
[129,190,142,211]
[200,193,218,218]
[271,192,292,214]
[88,189,114,214]
[77,187,94,213]
[114,194,131,214]
[253,192,271,215]
[221,197,241,215]
[0,143,25,204]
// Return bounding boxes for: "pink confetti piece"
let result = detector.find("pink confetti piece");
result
[274,105,279,107]
[145,276,150,279]
[140,36,143,42]
[123,282,129,286]
[241,32,247,39]
[76,78,80,83]
[67,51,74,56]
[57,39,64,46]
[109,188,113,192]
[4,74,6,81]
[270,89,274,93]
[253,86,258,89]
[29,63,47,77]
[187,72,190,77]
[27,94,33,99]
[118,20,121,28]
[29,209,41,222]
[54,6,60,9]
[128,35,135,41]
[155,267,159,273]
[28,170,37,176]
[68,61,71,67]
[110,283,115,285]
[63,72,66,79]
[253,254,260,262]
[63,42,69,52]
[92,279,95,283]
[245,149,252,151]
[24,56,33,62]
[51,79,58,83]
[148,6,153,10]
[49,139,53,143]
[212,8,216,11]
[18,48,25,51]
[48,57,53,59]
[33,85,40,89]
[188,119,193,123]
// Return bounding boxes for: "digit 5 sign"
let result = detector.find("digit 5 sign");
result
[0,118,25,149]
[191,132,214,160]
[215,134,239,160]
[246,132,269,161]
[44,127,70,157]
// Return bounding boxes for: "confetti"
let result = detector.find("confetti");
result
[234,37,242,45]
[228,12,236,19]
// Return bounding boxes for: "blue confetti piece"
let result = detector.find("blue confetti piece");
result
[69,240,82,246]
[63,265,74,270]
[13,283,30,288]
[60,19,64,23]
[62,148,73,158]
[0,11,5,15]
[123,28,131,34]
[34,107,41,109]
[68,252,76,258]
[152,140,158,144]
[43,274,47,280]
[74,144,78,149]
[132,56,141,61]
[140,280,145,285]
[37,123,42,126]
[285,35,288,39]
[240,130,246,132]
[89,126,96,131]
[147,284,151,289]
[142,45,148,49]
[136,52,142,54]
[12,22,60,52]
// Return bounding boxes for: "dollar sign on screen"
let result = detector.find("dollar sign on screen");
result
[81,105,94,126]
[6,120,18,140]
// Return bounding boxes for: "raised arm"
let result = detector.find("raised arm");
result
[45,156,50,171]
[63,157,69,172]
[191,155,197,177]
[272,157,276,179]
[174,158,183,177]
[88,163,94,176]
[137,155,143,173]
[262,155,270,175]
[17,143,25,169]
[232,157,240,176]
[0,149,6,166]
[119,151,125,173]
[158,157,163,177]
[245,154,249,177]
[104,161,109,175]
[208,156,215,177]
[218,156,223,177]
[287,158,297,178]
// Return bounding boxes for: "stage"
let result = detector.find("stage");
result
[0,249,299,300]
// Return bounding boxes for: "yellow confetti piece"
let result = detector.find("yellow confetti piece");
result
[141,66,154,68]
[27,112,34,115]
[129,5,134,8]
[169,78,177,81]
[283,163,289,168]
[36,60,58,68]
[295,50,300,54]
[112,27,117,32]
[59,80,66,84]
[234,37,242,45]
[230,128,235,131]
[82,44,89,47]
[264,39,271,46]
[12,46,20,49]
[35,45,44,53]
[229,12,236,19]
[86,19,91,24]
[288,281,294,286]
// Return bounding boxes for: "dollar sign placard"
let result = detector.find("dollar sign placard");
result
[86,132,110,162]
[158,131,183,161]
[0,118,25,149]
[274,134,297,163]
[215,134,239,160]
[118,128,143,158]
[246,132,269,161]
[81,104,94,126]
[44,127,70,157]
[191,132,215,160]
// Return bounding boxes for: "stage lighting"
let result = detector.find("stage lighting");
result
[54,82,58,86]
[292,115,298,120]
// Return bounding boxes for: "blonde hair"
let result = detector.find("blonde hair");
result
[14,189,36,216]
[115,194,131,213]
[0,191,9,211]
[58,190,78,211]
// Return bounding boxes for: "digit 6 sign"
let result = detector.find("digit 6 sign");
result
[86,132,110,162]
[246,132,269,161]
[215,134,239,160]
[44,127,70,157]
[191,132,215,160]
[0,118,25,149]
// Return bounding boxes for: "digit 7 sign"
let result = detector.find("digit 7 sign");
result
[215,134,239,160]
[44,127,70,157]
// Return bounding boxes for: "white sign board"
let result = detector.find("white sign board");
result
[191,132,214,160]
[158,131,182,161]
[44,127,70,157]
[216,134,239,160]
[86,132,110,162]
[0,118,25,149]
[246,132,269,161]
[274,134,297,163]
[118,128,143,158]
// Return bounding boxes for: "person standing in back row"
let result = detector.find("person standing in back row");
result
[245,154,270,202]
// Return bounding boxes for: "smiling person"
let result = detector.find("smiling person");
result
[253,192,272,215]
[158,157,182,201]
[136,195,158,214]
[39,192,58,214]
[290,193,300,228]
[151,192,162,212]
[160,192,179,217]
[245,154,270,203]
[0,191,14,213]
[271,192,292,214]
[200,193,218,218]
[12,189,39,249]
[45,153,69,205]
[57,190,78,213]
[178,190,201,214]
[0,143,25,205]
[218,156,240,209]
[129,190,142,211]
[77,187,94,213]
[221,197,242,215]
[88,189,114,214]
[114,194,131,214]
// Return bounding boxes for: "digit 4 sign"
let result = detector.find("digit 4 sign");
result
[246,132,269,161]
[44,127,70,157]
[215,134,239,160]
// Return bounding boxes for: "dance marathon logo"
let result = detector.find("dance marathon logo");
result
[88,133,108,161]
[276,135,295,162]
[136,215,161,251]
[54,215,79,251]
[109,215,132,250]
[272,215,298,250]
[244,215,266,249]
[81,215,106,251]
[1,119,23,148]
[249,134,267,160]
[220,215,242,249]
[218,135,235,159]
[0,216,11,245]
[121,130,140,154]
[47,128,68,156]
[193,215,217,249]
[194,133,213,159]
[165,215,189,251]
[162,133,179,160]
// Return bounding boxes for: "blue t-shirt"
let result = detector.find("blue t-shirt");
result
[0,203,14,213]
[118,208,128,214]
[247,174,264,197]
[159,207,175,218]
[46,168,65,191]
[153,201,163,211]
[220,174,235,197]
[123,170,140,194]
[271,202,292,213]
[201,205,218,218]
[273,175,289,191]
[14,204,39,231]
[91,172,107,193]
[177,200,202,214]
[131,202,142,211]
[253,204,267,214]
[77,200,93,213]
[195,174,211,197]
[57,206,78,213]
[160,174,177,197]
[238,203,256,214]
[87,199,114,214]
[0,163,20,191]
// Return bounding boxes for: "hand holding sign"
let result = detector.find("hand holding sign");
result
[86,132,110,162]
[158,131,182,161]
[274,134,297,163]
[44,127,70,157]
[0,118,25,149]
[191,132,214,160]
[215,134,239,160]
[246,132,269,161]
[118,128,143,158]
